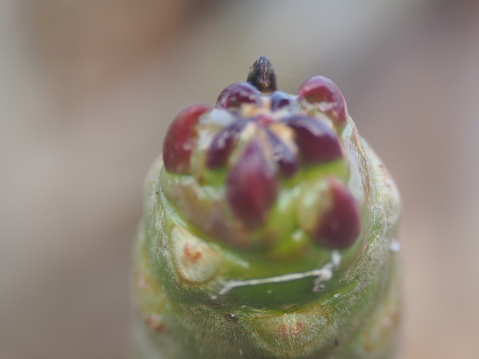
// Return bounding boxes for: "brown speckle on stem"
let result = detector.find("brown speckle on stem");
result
[146,316,167,333]
[137,271,150,291]
[279,321,306,336]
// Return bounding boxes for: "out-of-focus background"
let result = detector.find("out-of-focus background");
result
[1,0,479,358]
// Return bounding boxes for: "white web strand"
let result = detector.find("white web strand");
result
[218,251,341,296]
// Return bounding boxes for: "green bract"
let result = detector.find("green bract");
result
[132,57,401,359]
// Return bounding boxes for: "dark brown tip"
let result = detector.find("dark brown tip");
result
[247,56,277,93]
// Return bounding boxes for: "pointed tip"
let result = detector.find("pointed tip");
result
[247,56,277,93]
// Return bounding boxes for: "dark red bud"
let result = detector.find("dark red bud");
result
[226,141,278,228]
[265,129,298,178]
[163,104,210,173]
[298,76,348,126]
[284,115,343,165]
[207,119,249,169]
[314,178,361,249]
[216,82,263,110]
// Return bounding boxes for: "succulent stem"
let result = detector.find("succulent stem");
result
[134,58,401,359]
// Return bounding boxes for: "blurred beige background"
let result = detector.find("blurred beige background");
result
[1,0,479,358]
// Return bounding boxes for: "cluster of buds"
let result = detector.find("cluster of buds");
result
[132,57,401,359]
[163,57,360,250]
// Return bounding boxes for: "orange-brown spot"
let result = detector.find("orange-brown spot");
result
[146,316,167,333]
[183,243,202,262]
[137,271,150,291]
[380,308,400,332]
[279,321,306,336]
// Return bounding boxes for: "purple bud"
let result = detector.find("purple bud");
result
[163,104,211,174]
[216,82,262,110]
[265,129,298,178]
[207,120,249,169]
[314,178,361,249]
[226,141,278,228]
[284,115,343,165]
[298,76,348,126]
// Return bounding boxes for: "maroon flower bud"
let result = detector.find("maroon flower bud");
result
[284,115,343,165]
[298,76,348,126]
[207,120,249,169]
[163,104,210,174]
[216,82,263,110]
[265,129,298,178]
[226,140,278,228]
[313,178,361,249]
